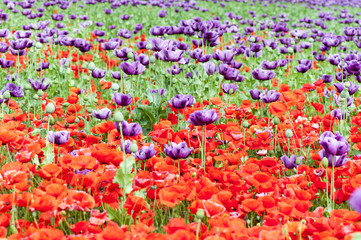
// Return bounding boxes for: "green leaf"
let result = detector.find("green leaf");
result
[104,204,121,225]
[137,105,156,124]
[114,156,136,195]
[42,144,55,165]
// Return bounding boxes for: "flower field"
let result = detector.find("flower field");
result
[2,0,361,239]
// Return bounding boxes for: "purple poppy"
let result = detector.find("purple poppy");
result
[1,83,24,98]
[92,108,111,120]
[0,59,13,68]
[120,140,132,154]
[164,141,193,159]
[349,187,361,214]
[111,71,121,80]
[280,155,303,169]
[321,75,333,83]
[252,68,275,81]
[260,89,281,103]
[169,94,194,109]
[221,83,238,94]
[202,62,219,75]
[114,120,142,137]
[151,88,165,96]
[158,10,167,18]
[188,109,219,126]
[92,68,106,79]
[101,41,120,51]
[113,92,132,106]
[135,144,157,160]
[331,109,349,120]
[167,64,182,75]
[319,131,350,156]
[28,78,50,91]
[0,29,10,38]
[48,131,70,145]
[261,60,279,70]
[157,49,184,62]
[120,61,145,75]
[250,89,261,100]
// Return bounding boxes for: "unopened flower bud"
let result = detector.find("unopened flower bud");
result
[146,43,153,50]
[321,157,329,168]
[87,62,95,71]
[272,117,280,125]
[111,83,120,91]
[196,209,205,219]
[127,52,134,59]
[45,103,55,114]
[242,120,250,128]
[129,141,138,153]
[113,111,124,122]
[3,91,10,99]
[285,129,293,138]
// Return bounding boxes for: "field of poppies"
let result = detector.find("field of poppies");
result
[3,0,361,239]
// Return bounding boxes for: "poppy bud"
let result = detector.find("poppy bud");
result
[285,129,293,138]
[114,111,124,122]
[45,103,55,114]
[9,225,18,234]
[129,141,138,153]
[87,108,93,113]
[249,36,255,42]
[127,52,134,59]
[111,83,120,91]
[33,94,39,100]
[321,157,329,168]
[35,42,42,49]
[272,117,280,125]
[37,90,44,96]
[196,209,205,219]
[192,172,196,177]
[295,157,301,165]
[63,102,70,107]
[146,43,153,50]
[287,47,293,53]
[3,91,10,99]
[228,88,234,94]
[24,83,32,90]
[31,128,42,136]
[340,90,348,99]
[242,120,250,128]
[345,82,350,88]
[49,116,56,125]
[88,62,95,71]
[74,118,80,123]
[150,56,156,63]
[81,64,87,70]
